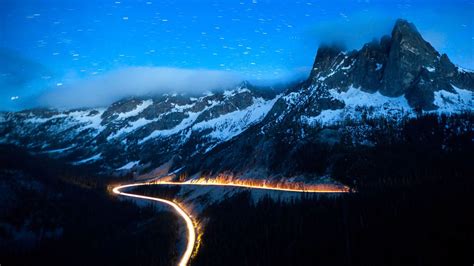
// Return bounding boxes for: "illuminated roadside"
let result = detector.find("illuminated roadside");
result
[112,179,349,266]
[153,178,350,193]
[112,184,195,266]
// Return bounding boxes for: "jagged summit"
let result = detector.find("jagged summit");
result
[383,19,440,97]
[307,18,474,110]
[310,44,346,76]
[391,19,427,42]
[0,19,472,176]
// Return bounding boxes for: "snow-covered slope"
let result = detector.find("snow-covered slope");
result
[0,83,279,172]
[0,19,473,177]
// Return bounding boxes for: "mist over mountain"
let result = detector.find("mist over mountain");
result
[1,12,474,266]
[1,19,472,180]
[3,0,473,113]
[38,67,243,109]
[0,49,51,110]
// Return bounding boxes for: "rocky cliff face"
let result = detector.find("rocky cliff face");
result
[307,19,473,110]
[0,19,473,178]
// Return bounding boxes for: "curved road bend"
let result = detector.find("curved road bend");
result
[113,183,195,266]
[113,181,348,266]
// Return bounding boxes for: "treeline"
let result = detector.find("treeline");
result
[191,181,473,265]
[333,112,474,190]
[274,113,474,186]
[190,113,473,266]
[0,144,179,266]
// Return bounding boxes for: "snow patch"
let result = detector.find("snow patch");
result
[25,114,67,124]
[46,146,75,153]
[68,109,105,133]
[302,109,344,127]
[116,100,153,119]
[433,86,473,113]
[283,92,302,105]
[426,66,436,72]
[302,86,413,127]
[116,161,140,170]
[329,86,411,110]
[137,96,227,144]
[341,60,356,70]
[223,87,251,98]
[107,118,155,140]
[138,111,201,144]
[75,153,102,164]
[172,103,195,112]
[192,97,277,142]
[375,63,383,71]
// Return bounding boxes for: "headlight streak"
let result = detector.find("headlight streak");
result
[112,178,349,266]
[153,177,350,193]
[113,183,195,266]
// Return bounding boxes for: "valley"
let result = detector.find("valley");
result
[1,17,473,266]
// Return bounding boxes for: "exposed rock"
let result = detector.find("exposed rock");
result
[0,19,472,177]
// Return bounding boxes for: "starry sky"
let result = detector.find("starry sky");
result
[1,0,473,110]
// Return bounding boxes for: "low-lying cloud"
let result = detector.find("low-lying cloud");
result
[39,67,242,109]
[306,12,395,50]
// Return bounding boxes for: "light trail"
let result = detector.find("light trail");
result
[153,179,350,193]
[112,183,195,266]
[112,179,349,266]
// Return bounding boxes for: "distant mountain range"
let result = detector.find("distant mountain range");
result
[1,19,473,181]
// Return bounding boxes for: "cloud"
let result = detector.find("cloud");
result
[306,11,396,50]
[0,49,49,88]
[39,67,242,109]
[0,49,52,111]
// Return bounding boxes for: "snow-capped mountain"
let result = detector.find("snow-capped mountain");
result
[0,83,280,173]
[274,19,473,129]
[306,19,473,110]
[1,19,473,178]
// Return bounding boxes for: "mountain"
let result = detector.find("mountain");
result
[0,83,280,173]
[306,19,473,111]
[0,19,473,180]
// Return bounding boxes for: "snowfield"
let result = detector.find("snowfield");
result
[433,86,473,113]
[301,85,473,127]
[0,80,472,172]
[302,86,413,127]
[116,100,153,120]
[192,97,277,141]
[138,96,277,145]
[117,161,140,170]
[75,153,102,164]
[328,86,411,111]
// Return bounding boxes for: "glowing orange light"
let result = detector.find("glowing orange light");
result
[113,184,196,266]
[113,177,349,266]
[152,175,350,193]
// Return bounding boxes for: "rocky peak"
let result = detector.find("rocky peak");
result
[391,19,424,43]
[238,80,252,88]
[0,19,472,175]
[382,19,440,97]
[309,44,345,78]
[305,18,473,110]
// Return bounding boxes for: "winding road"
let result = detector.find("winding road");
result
[112,180,348,266]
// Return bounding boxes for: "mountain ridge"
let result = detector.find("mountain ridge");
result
[0,19,473,180]
[307,19,473,111]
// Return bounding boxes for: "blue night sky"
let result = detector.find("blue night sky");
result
[1,0,473,110]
